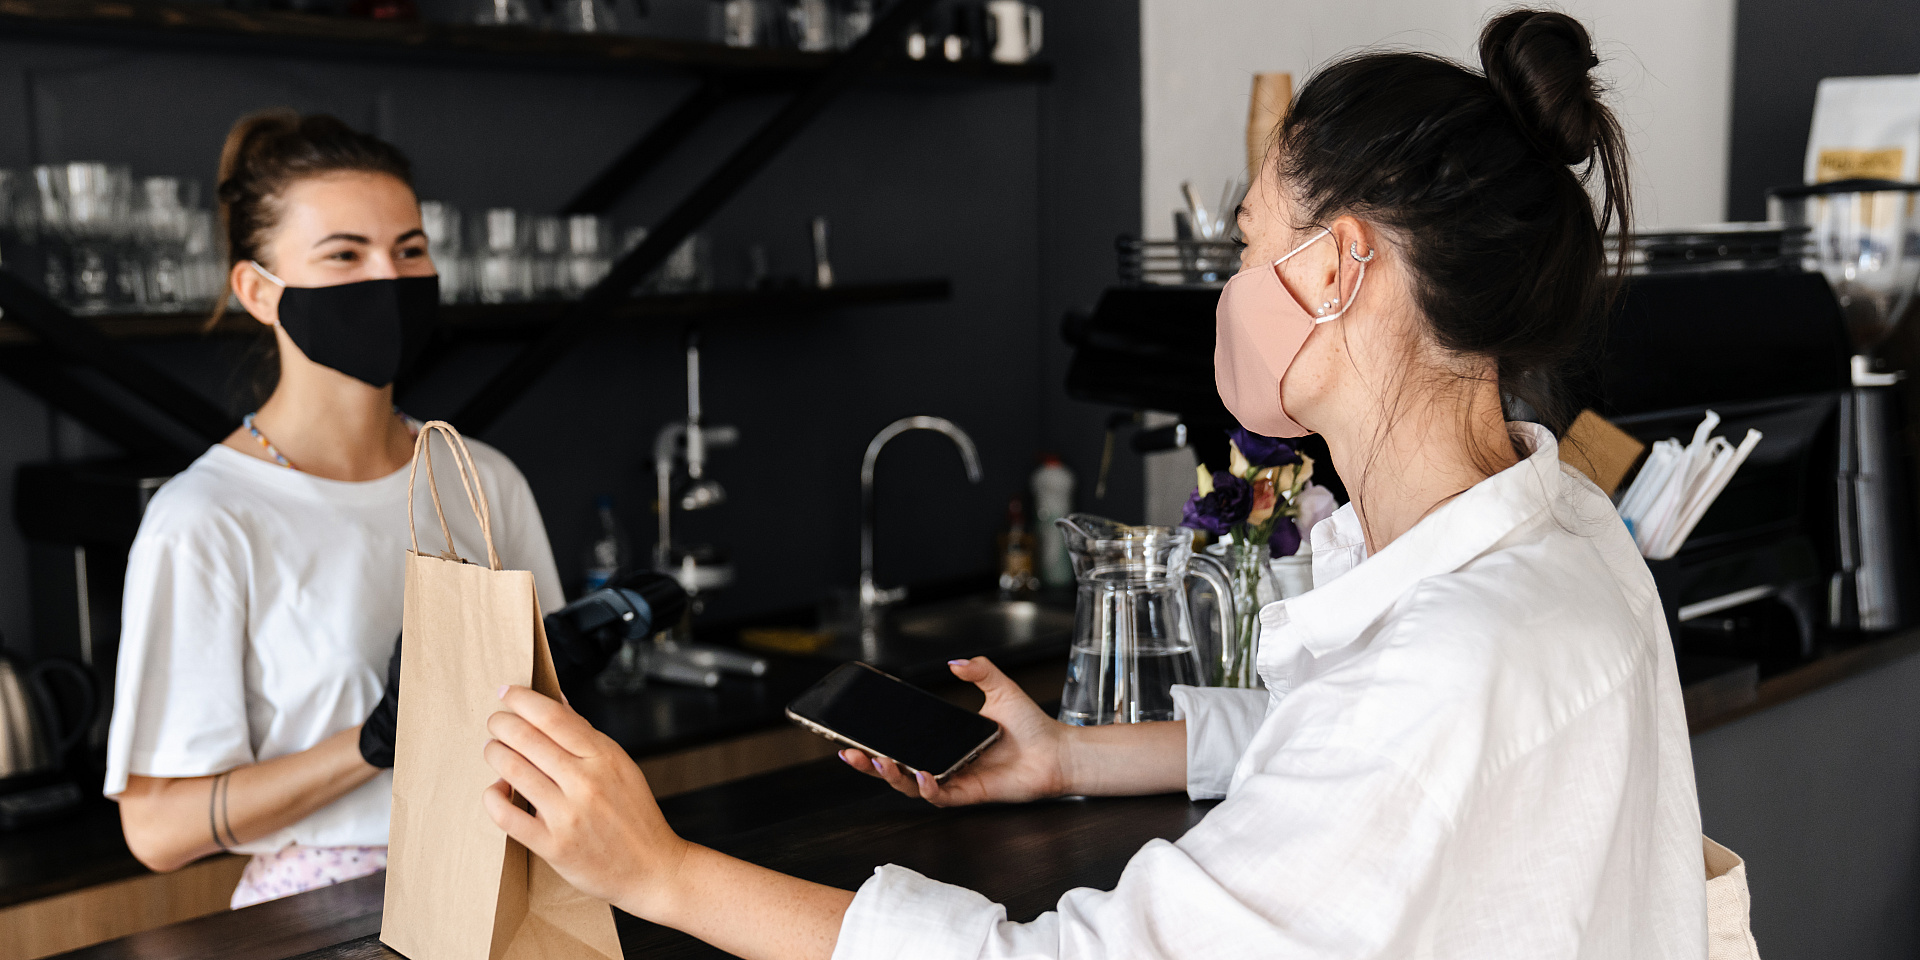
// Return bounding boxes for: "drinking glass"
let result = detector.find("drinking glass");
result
[790,0,833,51]
[555,0,618,32]
[474,0,531,26]
[836,0,873,48]
[531,215,564,299]
[419,200,471,304]
[476,208,533,303]
[563,214,613,297]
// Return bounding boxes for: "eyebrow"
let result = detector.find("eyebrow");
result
[312,228,427,247]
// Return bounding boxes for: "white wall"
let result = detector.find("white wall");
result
[1140,0,1737,236]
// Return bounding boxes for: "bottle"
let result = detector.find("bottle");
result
[998,497,1038,600]
[1032,455,1076,589]
[582,495,630,594]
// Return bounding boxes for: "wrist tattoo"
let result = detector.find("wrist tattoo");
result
[220,772,237,849]
[207,772,239,851]
[208,773,230,851]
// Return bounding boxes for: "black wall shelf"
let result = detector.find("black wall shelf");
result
[0,0,980,443]
[0,0,1053,83]
[0,279,952,345]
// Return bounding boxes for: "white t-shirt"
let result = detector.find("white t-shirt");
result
[103,438,565,853]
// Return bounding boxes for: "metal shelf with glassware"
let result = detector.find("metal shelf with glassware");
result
[0,0,1053,84]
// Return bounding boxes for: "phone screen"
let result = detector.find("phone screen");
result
[787,662,1001,777]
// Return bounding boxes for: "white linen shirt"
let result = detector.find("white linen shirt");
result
[832,423,1706,960]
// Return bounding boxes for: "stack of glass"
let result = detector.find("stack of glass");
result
[709,0,874,51]
[0,181,711,314]
[420,202,705,304]
[0,163,224,316]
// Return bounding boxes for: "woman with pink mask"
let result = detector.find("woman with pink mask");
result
[472,10,1707,959]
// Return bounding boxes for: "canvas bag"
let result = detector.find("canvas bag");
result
[1705,836,1761,960]
[381,421,623,960]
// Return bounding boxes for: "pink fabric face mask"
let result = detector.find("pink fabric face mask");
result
[1214,228,1371,437]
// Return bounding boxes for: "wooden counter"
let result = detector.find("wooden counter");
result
[16,625,1920,959]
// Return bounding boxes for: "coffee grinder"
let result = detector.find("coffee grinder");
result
[1770,180,1920,631]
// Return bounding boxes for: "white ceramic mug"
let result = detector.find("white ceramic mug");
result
[986,0,1043,64]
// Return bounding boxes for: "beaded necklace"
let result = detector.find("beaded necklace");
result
[242,408,424,472]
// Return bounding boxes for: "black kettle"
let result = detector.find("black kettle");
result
[0,651,95,778]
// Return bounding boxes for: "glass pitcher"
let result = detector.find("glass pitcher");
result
[1055,514,1237,725]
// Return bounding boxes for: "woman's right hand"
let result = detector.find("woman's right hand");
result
[842,657,1073,807]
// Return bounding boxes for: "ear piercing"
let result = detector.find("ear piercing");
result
[1350,242,1375,263]
[1316,297,1340,316]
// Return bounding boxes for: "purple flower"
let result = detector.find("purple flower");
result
[1269,517,1303,558]
[1229,427,1301,469]
[1181,472,1252,536]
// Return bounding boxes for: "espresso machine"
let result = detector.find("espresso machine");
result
[1061,221,1895,677]
[1769,181,1920,632]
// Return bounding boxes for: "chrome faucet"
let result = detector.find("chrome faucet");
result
[859,416,984,626]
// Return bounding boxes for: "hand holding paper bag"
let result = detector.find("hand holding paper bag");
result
[483,685,692,916]
[381,421,622,960]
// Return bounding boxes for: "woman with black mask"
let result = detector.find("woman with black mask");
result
[103,111,564,908]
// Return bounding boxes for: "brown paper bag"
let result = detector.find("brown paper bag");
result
[381,421,622,960]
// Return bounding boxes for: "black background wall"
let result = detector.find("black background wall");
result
[1726,0,1920,220]
[0,0,1143,657]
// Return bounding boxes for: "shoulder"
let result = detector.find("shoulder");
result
[1393,510,1652,679]
[135,448,261,542]
[1356,514,1659,762]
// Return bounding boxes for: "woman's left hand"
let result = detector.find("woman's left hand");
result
[483,685,689,918]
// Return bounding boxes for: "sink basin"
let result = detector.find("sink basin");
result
[854,595,1075,675]
[890,596,1074,647]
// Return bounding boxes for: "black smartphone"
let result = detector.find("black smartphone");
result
[786,662,1002,780]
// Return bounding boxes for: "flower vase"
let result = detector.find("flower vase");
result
[1220,540,1271,688]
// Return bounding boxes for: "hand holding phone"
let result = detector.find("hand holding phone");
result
[792,657,1077,807]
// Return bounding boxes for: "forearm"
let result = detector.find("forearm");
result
[120,726,380,871]
[634,843,853,960]
[1062,720,1188,796]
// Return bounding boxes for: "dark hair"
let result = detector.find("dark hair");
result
[210,109,413,328]
[1275,8,1629,440]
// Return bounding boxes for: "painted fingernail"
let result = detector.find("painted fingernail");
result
[915,770,931,787]
[871,757,885,774]
[497,684,509,699]
[948,659,970,666]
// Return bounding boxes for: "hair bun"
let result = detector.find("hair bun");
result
[1479,10,1605,166]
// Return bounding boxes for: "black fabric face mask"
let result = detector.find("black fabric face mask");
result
[255,264,439,388]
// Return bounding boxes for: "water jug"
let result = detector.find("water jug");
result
[1055,514,1236,724]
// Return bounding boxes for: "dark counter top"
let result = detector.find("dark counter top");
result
[0,793,140,910]
[53,757,1214,959]
[0,591,1075,915]
[15,618,1920,942]
[576,592,1077,759]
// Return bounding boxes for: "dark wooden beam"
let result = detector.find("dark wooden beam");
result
[0,269,234,445]
[450,0,945,434]
[0,347,187,458]
[563,80,737,215]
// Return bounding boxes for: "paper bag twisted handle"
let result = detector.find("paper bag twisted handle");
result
[406,420,501,571]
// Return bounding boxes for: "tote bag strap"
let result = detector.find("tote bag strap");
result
[406,420,502,571]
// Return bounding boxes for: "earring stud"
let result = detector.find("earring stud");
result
[1316,302,1331,315]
